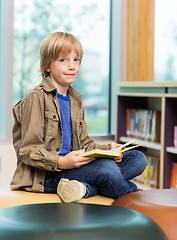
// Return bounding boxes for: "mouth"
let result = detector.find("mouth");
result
[64,73,76,76]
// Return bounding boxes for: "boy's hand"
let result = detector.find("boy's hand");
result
[107,142,124,163]
[114,155,123,163]
[57,149,96,169]
[107,142,122,150]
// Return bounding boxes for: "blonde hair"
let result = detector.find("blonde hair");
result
[40,32,83,77]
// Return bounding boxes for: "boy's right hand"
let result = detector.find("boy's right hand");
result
[57,149,96,170]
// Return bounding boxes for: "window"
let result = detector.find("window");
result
[0,0,13,141]
[13,0,110,135]
[154,0,177,82]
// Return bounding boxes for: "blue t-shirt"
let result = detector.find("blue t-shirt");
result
[57,92,72,156]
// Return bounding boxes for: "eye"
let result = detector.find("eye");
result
[74,58,80,62]
[59,58,66,62]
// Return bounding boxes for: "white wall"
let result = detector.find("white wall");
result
[0,143,17,184]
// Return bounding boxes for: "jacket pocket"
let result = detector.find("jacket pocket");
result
[44,110,60,138]
[76,115,84,138]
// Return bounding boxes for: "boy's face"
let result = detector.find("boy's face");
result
[47,50,80,89]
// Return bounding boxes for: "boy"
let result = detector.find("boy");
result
[11,32,147,202]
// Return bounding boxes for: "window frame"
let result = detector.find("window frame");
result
[109,0,121,135]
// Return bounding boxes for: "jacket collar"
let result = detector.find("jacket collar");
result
[42,77,56,93]
[41,77,83,103]
[68,85,83,103]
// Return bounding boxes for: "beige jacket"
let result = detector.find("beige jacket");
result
[11,77,107,192]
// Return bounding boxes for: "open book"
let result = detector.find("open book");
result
[80,138,140,158]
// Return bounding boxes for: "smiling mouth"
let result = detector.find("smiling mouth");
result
[64,73,76,76]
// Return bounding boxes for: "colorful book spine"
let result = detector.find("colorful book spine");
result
[133,155,159,188]
[126,108,161,142]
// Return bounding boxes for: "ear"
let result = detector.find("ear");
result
[46,68,50,73]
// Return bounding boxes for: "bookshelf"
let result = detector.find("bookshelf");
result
[116,92,177,189]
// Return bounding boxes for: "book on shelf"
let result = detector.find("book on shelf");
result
[174,126,177,148]
[133,155,159,189]
[126,108,161,142]
[80,138,140,158]
[170,162,177,189]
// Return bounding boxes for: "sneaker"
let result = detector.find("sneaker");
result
[57,178,86,203]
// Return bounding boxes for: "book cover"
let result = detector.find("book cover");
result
[80,138,140,158]
[170,162,177,189]
[174,126,177,148]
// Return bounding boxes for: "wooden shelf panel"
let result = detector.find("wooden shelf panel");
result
[119,136,161,151]
[118,81,177,88]
[166,147,177,154]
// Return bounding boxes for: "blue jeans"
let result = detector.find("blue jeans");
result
[44,150,147,199]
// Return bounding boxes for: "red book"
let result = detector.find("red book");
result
[170,162,177,189]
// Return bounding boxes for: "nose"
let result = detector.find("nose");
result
[68,60,75,70]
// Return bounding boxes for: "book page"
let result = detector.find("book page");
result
[80,138,140,158]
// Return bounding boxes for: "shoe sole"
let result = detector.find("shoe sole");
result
[57,179,85,203]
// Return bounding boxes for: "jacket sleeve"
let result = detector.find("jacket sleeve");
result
[13,91,59,171]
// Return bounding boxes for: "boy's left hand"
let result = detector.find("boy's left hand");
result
[107,142,124,163]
